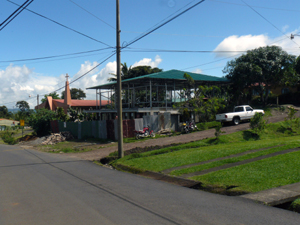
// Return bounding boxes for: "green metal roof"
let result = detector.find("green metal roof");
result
[87,69,229,90]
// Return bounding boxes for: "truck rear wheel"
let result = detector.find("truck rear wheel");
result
[233,117,240,125]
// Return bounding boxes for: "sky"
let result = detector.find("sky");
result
[1,0,300,109]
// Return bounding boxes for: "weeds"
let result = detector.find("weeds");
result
[0,129,18,145]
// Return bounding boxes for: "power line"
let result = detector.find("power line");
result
[7,0,112,47]
[1,0,30,26]
[124,47,248,53]
[210,0,300,13]
[0,51,116,106]
[0,47,112,63]
[241,0,300,47]
[39,52,117,98]
[68,0,115,30]
[181,35,294,71]
[123,0,206,48]
[1,0,34,31]
[122,31,226,38]
[132,0,198,42]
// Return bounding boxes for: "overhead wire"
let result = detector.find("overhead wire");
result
[180,35,295,71]
[6,0,112,47]
[123,0,206,48]
[0,0,34,31]
[209,0,300,13]
[1,0,30,27]
[124,47,248,53]
[39,51,117,98]
[0,47,113,63]
[241,0,300,47]
[68,0,115,30]
[0,51,116,106]
[38,0,208,98]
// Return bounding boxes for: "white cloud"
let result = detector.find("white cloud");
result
[214,35,269,57]
[214,32,300,58]
[282,25,289,32]
[0,56,163,108]
[132,55,162,68]
[0,64,59,108]
[192,68,203,74]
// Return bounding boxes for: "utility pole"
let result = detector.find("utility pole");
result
[37,94,39,109]
[116,0,124,158]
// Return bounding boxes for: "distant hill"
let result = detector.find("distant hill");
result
[8,108,20,113]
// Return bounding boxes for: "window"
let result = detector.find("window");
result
[246,107,252,111]
[282,88,289,94]
[234,107,244,112]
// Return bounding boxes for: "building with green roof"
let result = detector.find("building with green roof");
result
[86,69,229,121]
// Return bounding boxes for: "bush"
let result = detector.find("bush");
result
[28,109,56,136]
[286,106,296,121]
[250,113,266,133]
[0,130,18,145]
[214,123,225,139]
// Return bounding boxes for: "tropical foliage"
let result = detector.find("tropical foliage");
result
[176,73,226,122]
[107,63,162,81]
[223,46,298,105]
[41,92,60,103]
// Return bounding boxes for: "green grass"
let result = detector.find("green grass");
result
[169,143,299,176]
[190,150,300,193]
[291,198,300,212]
[116,135,300,172]
[113,118,300,193]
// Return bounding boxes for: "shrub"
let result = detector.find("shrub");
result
[286,106,296,121]
[28,109,56,136]
[214,122,225,139]
[250,113,266,133]
[0,130,18,145]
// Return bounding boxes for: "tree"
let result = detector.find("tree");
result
[41,92,60,103]
[61,88,86,100]
[28,109,56,136]
[107,63,163,81]
[56,107,68,122]
[0,106,11,119]
[16,101,30,112]
[107,62,130,82]
[295,55,300,76]
[177,74,226,122]
[223,46,297,105]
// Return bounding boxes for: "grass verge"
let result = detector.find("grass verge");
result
[113,118,300,194]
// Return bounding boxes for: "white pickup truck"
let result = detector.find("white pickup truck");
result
[216,105,264,125]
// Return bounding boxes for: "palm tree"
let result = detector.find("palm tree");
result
[107,63,130,82]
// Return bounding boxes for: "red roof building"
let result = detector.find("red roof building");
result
[35,74,109,113]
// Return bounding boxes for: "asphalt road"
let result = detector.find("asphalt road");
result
[1,144,300,225]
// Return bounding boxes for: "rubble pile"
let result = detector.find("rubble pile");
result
[157,129,173,136]
[41,131,74,145]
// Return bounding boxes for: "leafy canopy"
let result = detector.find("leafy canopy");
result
[107,63,163,81]
[41,92,60,103]
[223,46,297,104]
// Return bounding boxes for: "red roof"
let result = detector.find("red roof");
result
[53,99,109,107]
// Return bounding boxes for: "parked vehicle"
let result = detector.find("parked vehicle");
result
[181,121,198,133]
[134,125,155,139]
[216,105,264,125]
[187,121,198,132]
[181,122,189,133]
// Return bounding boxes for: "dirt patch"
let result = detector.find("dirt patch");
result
[18,135,38,142]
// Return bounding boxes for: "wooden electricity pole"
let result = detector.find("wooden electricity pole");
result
[116,0,124,158]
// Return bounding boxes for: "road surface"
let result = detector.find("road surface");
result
[1,144,299,224]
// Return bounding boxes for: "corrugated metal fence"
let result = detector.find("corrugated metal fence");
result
[54,113,178,140]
